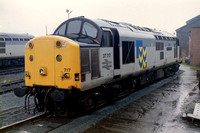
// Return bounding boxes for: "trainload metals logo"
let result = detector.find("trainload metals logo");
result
[136,40,147,70]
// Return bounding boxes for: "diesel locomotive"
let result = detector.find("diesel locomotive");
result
[15,17,180,115]
[0,33,34,68]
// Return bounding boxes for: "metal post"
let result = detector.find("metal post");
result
[66,9,72,19]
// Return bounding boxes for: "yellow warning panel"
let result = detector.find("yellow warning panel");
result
[25,36,81,90]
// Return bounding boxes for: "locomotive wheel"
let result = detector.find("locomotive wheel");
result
[84,94,94,110]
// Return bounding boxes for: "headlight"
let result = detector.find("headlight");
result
[40,69,44,74]
[39,67,47,75]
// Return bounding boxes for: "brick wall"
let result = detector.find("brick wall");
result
[190,27,200,66]
[176,19,200,57]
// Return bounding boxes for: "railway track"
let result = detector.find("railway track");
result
[0,98,72,132]
[0,79,24,94]
[0,67,24,76]
[0,100,111,133]
[0,113,45,133]
[0,112,78,133]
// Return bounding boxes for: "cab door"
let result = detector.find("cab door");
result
[101,28,120,78]
[111,29,120,70]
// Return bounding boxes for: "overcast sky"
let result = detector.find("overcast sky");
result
[0,0,199,37]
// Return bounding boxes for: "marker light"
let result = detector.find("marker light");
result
[25,71,31,79]
[56,41,62,48]
[29,55,33,61]
[75,73,79,81]
[39,67,47,75]
[28,43,33,49]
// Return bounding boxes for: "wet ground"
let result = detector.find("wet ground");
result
[0,90,35,128]
[51,65,200,133]
[0,72,34,128]
[1,65,200,133]
[82,65,200,133]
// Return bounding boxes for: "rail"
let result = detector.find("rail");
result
[0,67,24,76]
[0,113,45,133]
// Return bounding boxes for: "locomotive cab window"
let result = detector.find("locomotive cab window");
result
[67,20,81,35]
[82,22,97,38]
[54,23,67,36]
[64,20,99,44]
